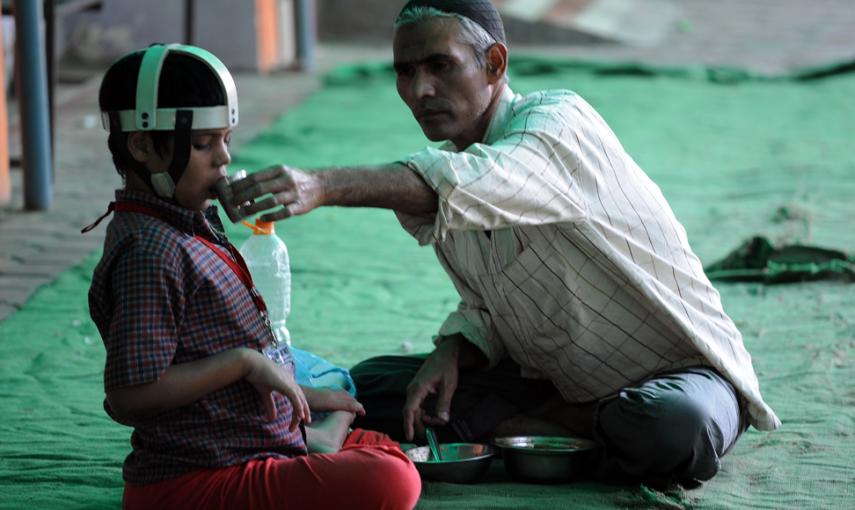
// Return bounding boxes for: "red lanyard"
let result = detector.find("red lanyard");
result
[193,236,269,316]
[104,201,270,317]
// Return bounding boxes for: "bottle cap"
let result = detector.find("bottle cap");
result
[242,219,275,235]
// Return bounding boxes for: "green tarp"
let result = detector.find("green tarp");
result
[1,57,854,509]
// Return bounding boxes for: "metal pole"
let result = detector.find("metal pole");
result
[13,0,53,210]
[184,0,195,45]
[44,0,56,170]
[0,14,10,205]
[294,0,315,72]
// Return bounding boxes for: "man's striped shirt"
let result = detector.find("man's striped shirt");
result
[397,86,780,431]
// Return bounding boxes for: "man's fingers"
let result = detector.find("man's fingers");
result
[402,400,422,442]
[231,170,293,204]
[239,191,298,216]
[239,196,277,215]
[434,379,457,423]
[421,415,447,427]
[234,185,298,210]
[230,166,287,194]
[412,408,426,443]
[403,384,432,441]
[232,180,280,205]
[402,407,416,442]
[259,206,298,223]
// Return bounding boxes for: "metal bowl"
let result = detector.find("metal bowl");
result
[493,436,599,483]
[405,443,495,484]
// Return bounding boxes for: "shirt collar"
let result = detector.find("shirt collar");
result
[114,189,223,240]
[482,85,517,145]
[442,85,517,152]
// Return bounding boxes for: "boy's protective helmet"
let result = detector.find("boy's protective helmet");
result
[100,43,239,198]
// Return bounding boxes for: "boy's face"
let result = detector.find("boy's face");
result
[144,128,233,211]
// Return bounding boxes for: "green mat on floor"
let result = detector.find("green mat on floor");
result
[2,56,855,509]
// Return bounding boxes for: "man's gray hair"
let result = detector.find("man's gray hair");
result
[394,6,497,69]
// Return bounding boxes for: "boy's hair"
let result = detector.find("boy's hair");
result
[98,51,227,179]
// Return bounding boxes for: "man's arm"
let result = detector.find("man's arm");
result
[230,163,438,222]
[107,347,309,429]
[435,333,489,370]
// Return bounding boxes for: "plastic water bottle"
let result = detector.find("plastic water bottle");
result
[239,219,292,347]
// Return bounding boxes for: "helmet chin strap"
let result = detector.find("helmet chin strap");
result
[150,172,176,198]
[134,109,194,200]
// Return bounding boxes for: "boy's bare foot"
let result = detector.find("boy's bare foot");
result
[306,410,356,454]
[301,386,365,415]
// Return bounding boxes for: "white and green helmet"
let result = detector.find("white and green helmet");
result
[101,43,239,198]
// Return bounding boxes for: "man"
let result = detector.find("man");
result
[232,0,780,485]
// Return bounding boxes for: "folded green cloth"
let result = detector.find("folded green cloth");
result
[704,236,854,283]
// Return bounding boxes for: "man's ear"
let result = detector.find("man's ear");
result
[127,132,153,164]
[485,43,508,85]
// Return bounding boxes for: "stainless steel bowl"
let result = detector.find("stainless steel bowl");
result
[493,436,599,483]
[405,443,495,484]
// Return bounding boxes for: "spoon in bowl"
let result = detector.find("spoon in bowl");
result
[426,427,443,461]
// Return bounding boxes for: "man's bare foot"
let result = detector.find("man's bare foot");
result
[306,410,356,454]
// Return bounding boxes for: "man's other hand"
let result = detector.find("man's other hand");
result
[402,339,462,441]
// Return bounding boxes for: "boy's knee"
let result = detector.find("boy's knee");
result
[357,448,421,510]
[389,453,422,509]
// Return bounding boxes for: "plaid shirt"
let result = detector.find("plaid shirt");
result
[89,190,306,485]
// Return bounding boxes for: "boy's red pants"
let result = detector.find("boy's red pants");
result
[123,429,421,510]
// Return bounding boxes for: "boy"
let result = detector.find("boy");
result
[86,44,420,509]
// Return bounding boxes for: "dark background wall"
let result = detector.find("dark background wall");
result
[316,0,606,45]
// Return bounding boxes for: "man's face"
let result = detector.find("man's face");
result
[393,17,494,149]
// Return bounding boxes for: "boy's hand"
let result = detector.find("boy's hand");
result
[245,352,311,430]
[302,386,366,416]
[230,165,323,222]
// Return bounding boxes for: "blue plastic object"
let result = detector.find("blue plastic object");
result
[263,344,356,398]
[290,346,357,398]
